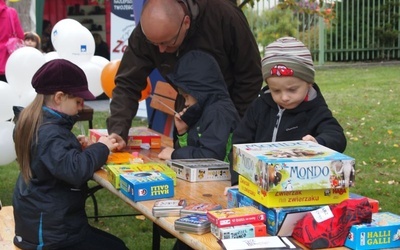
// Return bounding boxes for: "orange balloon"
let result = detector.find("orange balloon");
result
[140,78,152,101]
[101,59,120,98]
[101,60,152,100]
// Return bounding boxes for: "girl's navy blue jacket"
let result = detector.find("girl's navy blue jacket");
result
[167,50,241,161]
[231,83,347,185]
[13,108,110,249]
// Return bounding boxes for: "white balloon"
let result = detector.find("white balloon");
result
[56,25,95,65]
[91,55,110,69]
[0,121,17,166]
[5,47,46,94]
[44,51,60,62]
[51,19,82,51]
[79,61,104,97]
[0,81,19,121]
[18,88,37,107]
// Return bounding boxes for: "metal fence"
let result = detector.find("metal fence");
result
[246,0,400,64]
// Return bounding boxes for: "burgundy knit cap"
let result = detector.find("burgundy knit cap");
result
[32,59,95,100]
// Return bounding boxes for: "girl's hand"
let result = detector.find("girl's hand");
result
[98,136,119,152]
[77,135,91,148]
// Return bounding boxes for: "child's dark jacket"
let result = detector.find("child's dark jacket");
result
[167,50,240,161]
[231,83,346,185]
[13,108,109,249]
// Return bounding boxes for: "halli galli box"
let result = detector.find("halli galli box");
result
[120,171,174,202]
[233,140,355,191]
[345,212,400,249]
[106,163,177,189]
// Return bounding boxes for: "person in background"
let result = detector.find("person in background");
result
[93,32,110,60]
[107,0,263,150]
[24,31,42,51]
[12,59,129,250]
[41,19,54,53]
[158,50,240,161]
[0,0,24,82]
[229,37,347,186]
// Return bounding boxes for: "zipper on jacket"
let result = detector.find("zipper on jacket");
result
[272,106,285,142]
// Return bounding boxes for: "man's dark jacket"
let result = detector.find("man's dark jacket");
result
[107,0,263,141]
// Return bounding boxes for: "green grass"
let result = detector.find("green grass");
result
[1,64,400,249]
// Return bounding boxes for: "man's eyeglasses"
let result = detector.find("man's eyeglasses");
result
[146,15,186,47]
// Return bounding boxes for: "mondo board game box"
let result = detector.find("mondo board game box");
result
[345,212,400,249]
[233,140,355,192]
[226,188,320,236]
[106,163,177,189]
[119,171,174,202]
[166,158,230,182]
[239,175,349,208]
[207,206,266,227]
[89,128,161,149]
[211,222,267,240]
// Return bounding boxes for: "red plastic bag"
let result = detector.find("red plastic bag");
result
[292,198,372,249]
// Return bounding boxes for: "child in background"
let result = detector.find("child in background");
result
[158,50,240,162]
[12,59,128,250]
[229,37,347,186]
[24,31,41,51]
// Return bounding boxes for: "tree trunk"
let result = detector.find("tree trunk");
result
[9,0,34,32]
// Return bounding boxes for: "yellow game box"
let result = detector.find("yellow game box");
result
[106,163,177,189]
[89,128,161,149]
[238,175,349,208]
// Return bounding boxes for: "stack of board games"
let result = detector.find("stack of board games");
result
[207,206,267,240]
[180,202,222,217]
[120,171,174,202]
[174,214,211,235]
[166,158,230,182]
[226,188,320,236]
[152,199,187,217]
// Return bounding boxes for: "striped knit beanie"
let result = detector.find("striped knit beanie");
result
[262,37,315,84]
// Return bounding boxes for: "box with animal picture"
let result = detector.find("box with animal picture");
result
[233,140,355,192]
[166,158,230,182]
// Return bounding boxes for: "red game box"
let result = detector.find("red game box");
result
[207,206,266,227]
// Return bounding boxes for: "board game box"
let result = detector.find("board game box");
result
[233,140,355,192]
[345,212,400,249]
[180,202,222,217]
[211,222,267,240]
[207,206,266,227]
[226,188,320,236]
[106,163,177,189]
[152,199,187,217]
[239,175,349,208]
[174,214,211,235]
[119,171,174,202]
[166,158,230,182]
[90,128,161,149]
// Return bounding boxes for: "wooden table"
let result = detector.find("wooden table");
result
[93,127,348,250]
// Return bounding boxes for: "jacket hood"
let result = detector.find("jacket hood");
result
[166,50,230,107]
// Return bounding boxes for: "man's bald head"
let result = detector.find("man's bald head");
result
[141,0,189,53]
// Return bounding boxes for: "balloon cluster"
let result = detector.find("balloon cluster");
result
[0,18,149,166]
